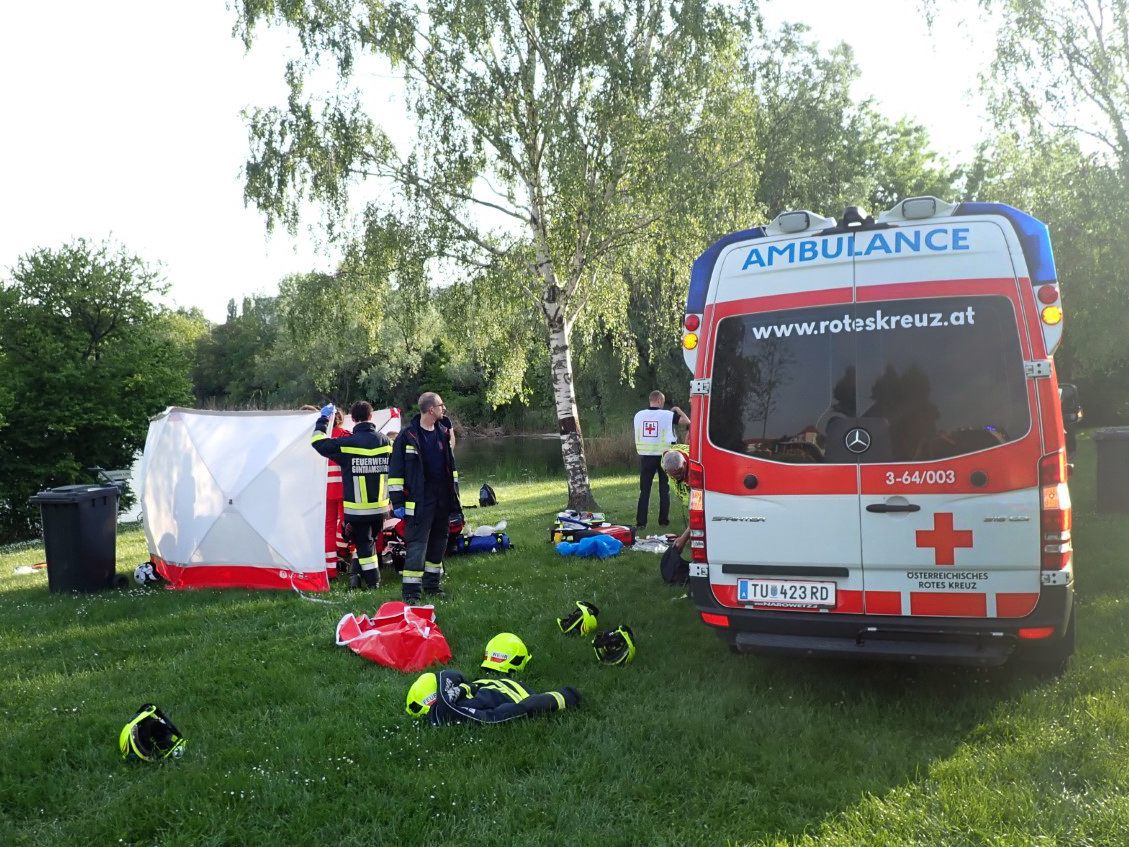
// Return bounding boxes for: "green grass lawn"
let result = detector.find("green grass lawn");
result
[2,437,1128,847]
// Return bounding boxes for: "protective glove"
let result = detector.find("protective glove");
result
[319,403,335,419]
[392,506,406,519]
[558,687,582,708]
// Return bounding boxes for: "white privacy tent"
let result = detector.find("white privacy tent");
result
[139,408,329,591]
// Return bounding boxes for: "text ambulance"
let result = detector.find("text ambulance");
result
[681,197,1073,668]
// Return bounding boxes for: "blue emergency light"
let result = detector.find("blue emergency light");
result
[686,226,766,314]
[954,202,1058,285]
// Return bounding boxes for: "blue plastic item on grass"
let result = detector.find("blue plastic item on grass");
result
[556,535,623,559]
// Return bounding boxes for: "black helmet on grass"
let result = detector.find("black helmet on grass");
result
[593,625,636,666]
[119,704,186,762]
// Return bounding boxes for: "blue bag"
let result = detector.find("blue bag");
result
[555,535,623,559]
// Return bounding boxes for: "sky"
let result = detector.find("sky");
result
[0,1,992,323]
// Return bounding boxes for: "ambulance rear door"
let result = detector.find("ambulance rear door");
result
[700,230,865,615]
[851,219,1043,619]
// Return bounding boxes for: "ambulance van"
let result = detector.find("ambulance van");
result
[681,197,1073,669]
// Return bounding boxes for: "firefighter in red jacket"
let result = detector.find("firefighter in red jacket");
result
[323,408,353,578]
[388,392,461,603]
[311,401,393,589]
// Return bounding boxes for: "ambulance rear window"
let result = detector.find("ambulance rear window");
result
[708,295,1030,463]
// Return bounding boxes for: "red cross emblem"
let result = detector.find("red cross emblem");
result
[915,512,973,566]
[643,420,658,437]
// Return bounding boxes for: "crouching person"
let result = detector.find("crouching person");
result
[659,444,692,585]
[405,670,580,725]
[311,401,393,589]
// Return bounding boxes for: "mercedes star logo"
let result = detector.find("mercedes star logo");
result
[845,428,871,453]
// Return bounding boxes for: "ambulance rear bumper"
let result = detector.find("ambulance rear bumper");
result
[691,577,1073,667]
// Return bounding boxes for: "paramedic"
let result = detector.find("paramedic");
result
[634,390,690,527]
[389,392,462,603]
[661,444,692,552]
[311,401,393,589]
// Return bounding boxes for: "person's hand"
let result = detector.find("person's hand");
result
[319,403,335,419]
[392,506,406,519]
[674,530,689,552]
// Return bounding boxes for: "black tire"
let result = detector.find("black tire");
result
[1014,609,1075,677]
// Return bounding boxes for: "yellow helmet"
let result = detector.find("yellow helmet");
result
[405,672,439,717]
[118,704,186,762]
[557,601,600,637]
[593,625,637,666]
[481,632,531,673]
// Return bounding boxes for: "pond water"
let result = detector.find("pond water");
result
[118,435,629,523]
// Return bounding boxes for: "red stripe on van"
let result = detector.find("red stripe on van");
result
[855,278,1018,301]
[909,592,987,617]
[864,591,902,615]
[712,583,739,607]
[835,590,863,613]
[995,592,1039,618]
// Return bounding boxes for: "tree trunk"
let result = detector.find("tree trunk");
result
[545,305,599,511]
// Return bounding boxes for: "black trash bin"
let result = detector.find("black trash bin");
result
[27,484,119,592]
[1093,427,1129,514]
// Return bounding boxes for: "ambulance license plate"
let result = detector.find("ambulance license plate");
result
[737,578,836,608]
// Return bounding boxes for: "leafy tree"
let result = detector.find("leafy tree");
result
[965,134,1129,419]
[975,0,1129,180]
[193,295,280,406]
[236,0,759,509]
[0,240,194,542]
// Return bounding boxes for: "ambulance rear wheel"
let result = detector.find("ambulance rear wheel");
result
[1015,609,1075,677]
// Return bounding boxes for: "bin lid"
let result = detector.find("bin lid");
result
[1092,427,1129,441]
[28,484,120,505]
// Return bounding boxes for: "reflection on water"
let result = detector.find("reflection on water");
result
[120,436,625,523]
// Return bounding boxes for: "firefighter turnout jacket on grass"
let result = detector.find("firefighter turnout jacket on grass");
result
[428,671,580,726]
[388,414,462,601]
[311,416,393,587]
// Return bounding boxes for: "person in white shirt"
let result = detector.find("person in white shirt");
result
[633,390,690,527]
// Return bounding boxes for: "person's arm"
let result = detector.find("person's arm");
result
[674,526,690,552]
[671,405,691,427]
[310,405,343,462]
[387,435,407,516]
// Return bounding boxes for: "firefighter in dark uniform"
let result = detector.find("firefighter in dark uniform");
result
[311,400,393,589]
[388,392,461,603]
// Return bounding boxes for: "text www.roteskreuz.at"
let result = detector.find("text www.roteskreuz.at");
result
[749,306,976,339]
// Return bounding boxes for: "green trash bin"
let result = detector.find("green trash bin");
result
[27,484,119,592]
[1093,427,1129,514]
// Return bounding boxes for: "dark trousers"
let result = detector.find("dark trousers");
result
[345,515,381,588]
[403,496,450,600]
[636,455,670,526]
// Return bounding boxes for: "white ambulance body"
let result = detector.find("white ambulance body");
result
[682,197,1074,667]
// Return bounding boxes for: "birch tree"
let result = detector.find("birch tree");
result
[235,0,757,509]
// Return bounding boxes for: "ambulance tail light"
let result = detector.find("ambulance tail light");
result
[700,612,729,628]
[1040,451,1072,570]
[689,460,707,563]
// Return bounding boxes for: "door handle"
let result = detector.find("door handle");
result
[866,503,921,513]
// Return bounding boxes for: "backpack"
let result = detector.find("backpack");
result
[451,532,511,555]
[479,483,497,507]
[660,545,689,585]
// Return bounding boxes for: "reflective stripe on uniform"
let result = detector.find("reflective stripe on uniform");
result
[548,691,566,709]
[344,503,389,515]
[405,501,416,515]
[405,445,418,454]
[312,431,328,443]
[340,445,393,457]
[424,563,444,575]
[401,569,424,585]
[358,554,379,571]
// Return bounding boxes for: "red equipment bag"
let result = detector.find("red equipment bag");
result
[335,601,452,672]
[593,524,635,546]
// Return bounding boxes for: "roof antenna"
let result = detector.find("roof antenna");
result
[840,206,873,228]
